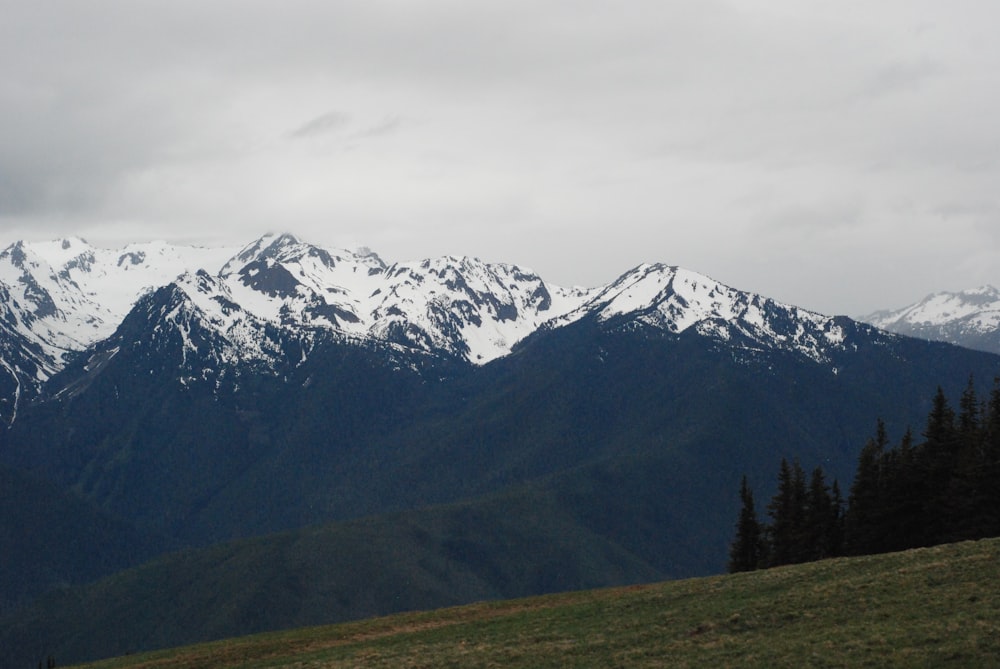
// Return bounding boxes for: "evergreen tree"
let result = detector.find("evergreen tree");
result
[983,377,1000,447]
[959,377,1000,539]
[727,382,1000,572]
[957,376,981,443]
[803,467,837,561]
[924,386,957,447]
[765,458,807,566]
[790,461,808,561]
[944,377,987,542]
[880,427,925,551]
[829,479,845,557]
[728,475,764,572]
[920,387,960,544]
[978,378,1000,538]
[844,420,888,555]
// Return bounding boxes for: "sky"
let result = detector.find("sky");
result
[2,1,1000,316]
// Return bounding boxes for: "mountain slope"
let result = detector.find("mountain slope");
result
[0,462,166,617]
[0,479,670,666]
[861,285,1000,354]
[4,235,919,547]
[2,279,445,539]
[5,273,999,551]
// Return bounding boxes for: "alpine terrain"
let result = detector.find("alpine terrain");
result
[2,232,999,665]
[861,285,1000,355]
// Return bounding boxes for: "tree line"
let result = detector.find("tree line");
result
[729,378,1000,572]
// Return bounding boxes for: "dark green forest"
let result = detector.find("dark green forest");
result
[730,378,1000,572]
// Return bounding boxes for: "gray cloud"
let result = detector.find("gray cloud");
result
[353,116,402,139]
[2,1,1000,314]
[862,59,945,98]
[288,111,351,139]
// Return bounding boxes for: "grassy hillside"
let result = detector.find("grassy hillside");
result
[69,538,1000,669]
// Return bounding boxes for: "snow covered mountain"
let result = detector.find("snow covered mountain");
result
[0,237,239,355]
[0,237,238,422]
[182,233,595,366]
[0,231,889,423]
[549,262,855,364]
[861,286,1000,355]
[0,233,598,419]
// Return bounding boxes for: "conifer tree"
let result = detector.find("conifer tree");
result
[957,376,980,442]
[956,376,1000,539]
[765,458,807,566]
[803,467,837,561]
[920,387,960,544]
[728,475,764,573]
[925,386,957,447]
[880,427,924,551]
[844,421,888,555]
[728,382,1000,571]
[978,378,1000,538]
[829,479,845,557]
[945,377,986,541]
[790,461,808,561]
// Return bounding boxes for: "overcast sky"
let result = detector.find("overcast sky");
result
[2,1,999,315]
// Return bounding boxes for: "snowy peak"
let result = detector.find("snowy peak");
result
[865,286,1000,330]
[22,236,93,270]
[0,231,895,416]
[216,235,386,336]
[0,237,240,405]
[579,263,736,329]
[861,286,1000,354]
[220,233,303,275]
[555,263,852,362]
[211,237,592,364]
[187,232,595,364]
[370,256,589,363]
[133,277,299,378]
[0,237,240,350]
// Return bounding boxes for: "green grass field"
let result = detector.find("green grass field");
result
[71,538,1000,668]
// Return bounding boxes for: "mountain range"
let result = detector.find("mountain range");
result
[0,232,866,417]
[861,285,1000,355]
[2,233,999,665]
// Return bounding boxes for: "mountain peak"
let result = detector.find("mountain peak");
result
[955,285,1000,304]
[861,286,1000,354]
[547,263,851,364]
[222,233,300,271]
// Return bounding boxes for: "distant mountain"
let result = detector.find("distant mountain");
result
[0,231,868,423]
[3,233,1000,666]
[0,233,596,420]
[0,237,238,424]
[861,285,1000,354]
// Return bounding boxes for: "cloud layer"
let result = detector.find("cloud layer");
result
[2,0,1000,314]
